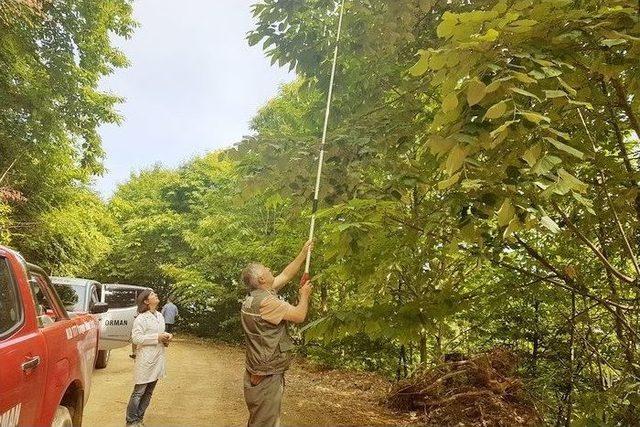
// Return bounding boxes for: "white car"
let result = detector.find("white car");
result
[51,278,150,369]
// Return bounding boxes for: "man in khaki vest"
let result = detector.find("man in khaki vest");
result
[240,240,314,427]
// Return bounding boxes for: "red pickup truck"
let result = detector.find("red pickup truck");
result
[0,246,106,427]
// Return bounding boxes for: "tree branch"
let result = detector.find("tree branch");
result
[0,157,19,186]
[611,78,640,140]
[552,205,635,284]
[600,79,635,177]
[513,235,634,310]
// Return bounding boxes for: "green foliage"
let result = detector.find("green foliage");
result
[0,0,135,275]
[18,189,116,275]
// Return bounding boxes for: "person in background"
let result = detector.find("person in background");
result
[240,240,314,427]
[161,297,178,333]
[126,289,172,427]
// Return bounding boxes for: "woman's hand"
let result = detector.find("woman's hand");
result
[160,332,173,347]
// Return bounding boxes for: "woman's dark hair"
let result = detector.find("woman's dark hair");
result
[136,289,153,314]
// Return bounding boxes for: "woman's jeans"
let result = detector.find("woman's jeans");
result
[126,380,158,424]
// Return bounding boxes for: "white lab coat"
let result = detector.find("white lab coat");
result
[131,310,167,385]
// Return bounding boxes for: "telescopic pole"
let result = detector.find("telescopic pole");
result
[301,0,346,284]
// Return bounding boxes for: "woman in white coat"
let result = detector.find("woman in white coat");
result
[125,290,172,426]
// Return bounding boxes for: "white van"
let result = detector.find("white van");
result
[99,283,151,356]
[51,278,150,369]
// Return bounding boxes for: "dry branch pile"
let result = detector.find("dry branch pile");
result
[0,188,26,203]
[387,348,540,426]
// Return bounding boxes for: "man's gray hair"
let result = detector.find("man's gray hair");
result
[241,262,264,291]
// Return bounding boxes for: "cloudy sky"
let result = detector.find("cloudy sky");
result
[95,0,294,197]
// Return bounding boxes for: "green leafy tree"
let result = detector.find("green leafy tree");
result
[0,0,135,274]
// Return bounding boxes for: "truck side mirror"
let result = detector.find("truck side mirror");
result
[91,302,109,314]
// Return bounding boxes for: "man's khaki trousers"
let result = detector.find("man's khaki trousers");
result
[243,371,284,427]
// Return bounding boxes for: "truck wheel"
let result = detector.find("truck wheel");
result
[95,349,110,369]
[51,406,73,427]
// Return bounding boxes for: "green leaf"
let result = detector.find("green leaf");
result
[503,217,521,239]
[545,127,571,141]
[409,51,429,76]
[572,193,595,215]
[490,120,517,138]
[544,90,568,99]
[528,70,547,80]
[601,38,627,47]
[436,12,457,38]
[542,67,562,77]
[486,76,512,93]
[510,87,541,102]
[438,172,462,190]
[532,155,562,175]
[467,79,487,106]
[510,19,538,27]
[557,77,577,97]
[427,135,456,157]
[568,100,594,110]
[497,198,516,227]
[247,33,262,46]
[486,81,501,93]
[544,137,584,159]
[532,58,555,67]
[521,111,551,124]
[522,143,542,167]
[442,92,459,113]
[513,71,537,84]
[541,215,561,233]
[452,133,477,144]
[445,144,467,174]
[461,179,484,190]
[477,28,500,42]
[558,169,588,193]
[483,101,508,120]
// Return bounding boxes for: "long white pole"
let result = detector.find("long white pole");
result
[304,0,346,277]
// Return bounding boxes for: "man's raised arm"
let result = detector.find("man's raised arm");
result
[273,240,314,291]
[283,281,313,324]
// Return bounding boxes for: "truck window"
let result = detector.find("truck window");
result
[53,283,85,312]
[104,288,137,309]
[0,258,22,338]
[89,285,100,311]
[29,275,63,327]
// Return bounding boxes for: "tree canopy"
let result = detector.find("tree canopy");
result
[0,0,134,272]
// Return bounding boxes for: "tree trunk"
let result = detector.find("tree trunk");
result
[532,299,540,375]
[565,290,576,427]
[435,323,443,362]
[321,283,328,312]
[597,225,639,375]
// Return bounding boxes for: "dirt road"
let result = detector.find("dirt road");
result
[84,337,406,426]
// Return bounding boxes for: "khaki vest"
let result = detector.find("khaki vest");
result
[241,289,295,375]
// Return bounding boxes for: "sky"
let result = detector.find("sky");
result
[94,0,294,197]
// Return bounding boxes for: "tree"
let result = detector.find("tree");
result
[0,0,135,274]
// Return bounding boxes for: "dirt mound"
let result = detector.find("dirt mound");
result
[387,348,540,426]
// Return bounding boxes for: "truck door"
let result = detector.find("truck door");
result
[0,256,46,426]
[99,287,138,350]
[28,272,80,425]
